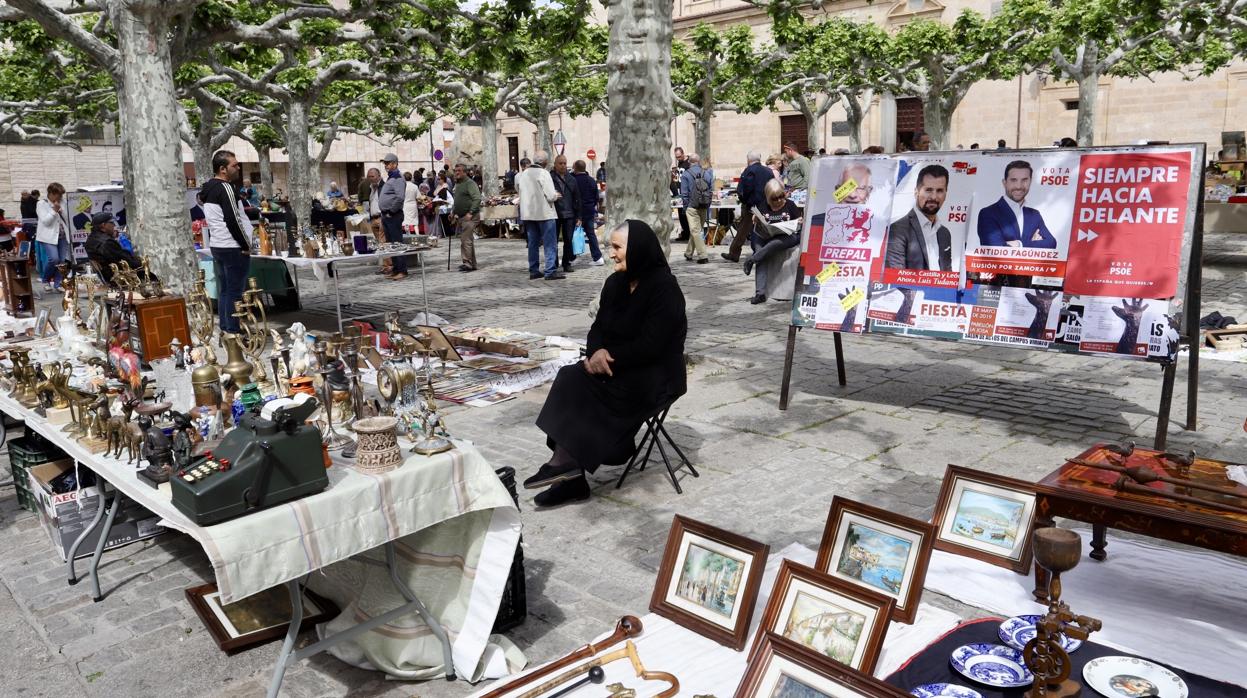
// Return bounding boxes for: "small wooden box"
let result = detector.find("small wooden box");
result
[109,294,191,361]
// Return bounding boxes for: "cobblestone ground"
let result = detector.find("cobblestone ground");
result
[2,232,1245,697]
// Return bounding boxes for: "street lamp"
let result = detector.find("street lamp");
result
[553,129,567,156]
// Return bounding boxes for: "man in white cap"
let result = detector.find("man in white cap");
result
[379,153,408,279]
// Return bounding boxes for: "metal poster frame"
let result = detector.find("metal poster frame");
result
[778,144,1207,450]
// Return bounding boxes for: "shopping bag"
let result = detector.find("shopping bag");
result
[572,224,586,256]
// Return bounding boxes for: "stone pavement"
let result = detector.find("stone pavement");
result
[2,232,1245,697]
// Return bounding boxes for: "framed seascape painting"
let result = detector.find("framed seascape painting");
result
[752,559,895,674]
[932,465,1038,574]
[734,633,910,698]
[814,497,934,624]
[650,515,769,650]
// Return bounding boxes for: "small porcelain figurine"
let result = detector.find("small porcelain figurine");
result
[287,322,311,377]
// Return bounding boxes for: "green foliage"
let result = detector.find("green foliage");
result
[0,18,116,139]
[672,22,774,115]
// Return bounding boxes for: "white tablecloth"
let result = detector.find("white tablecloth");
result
[923,527,1247,687]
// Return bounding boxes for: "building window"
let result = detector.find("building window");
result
[1062,99,1079,111]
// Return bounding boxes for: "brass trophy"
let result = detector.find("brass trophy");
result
[109,261,143,294]
[409,373,452,456]
[1023,528,1102,698]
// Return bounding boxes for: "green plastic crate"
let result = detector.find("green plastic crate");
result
[8,436,65,513]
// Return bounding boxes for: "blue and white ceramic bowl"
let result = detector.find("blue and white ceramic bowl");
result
[910,684,984,698]
[950,643,1034,688]
[999,614,1084,653]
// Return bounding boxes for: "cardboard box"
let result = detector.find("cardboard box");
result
[28,460,164,561]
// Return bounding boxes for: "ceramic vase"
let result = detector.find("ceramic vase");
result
[352,416,402,473]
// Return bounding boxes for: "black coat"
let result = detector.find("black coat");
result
[85,230,146,284]
[551,169,581,220]
[536,221,687,470]
[737,162,775,212]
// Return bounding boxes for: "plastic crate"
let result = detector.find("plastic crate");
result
[8,436,66,513]
[491,466,527,633]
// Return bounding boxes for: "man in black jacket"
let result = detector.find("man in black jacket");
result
[550,154,582,272]
[723,151,774,262]
[85,212,152,284]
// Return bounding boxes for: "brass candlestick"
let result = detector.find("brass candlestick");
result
[1023,528,1102,698]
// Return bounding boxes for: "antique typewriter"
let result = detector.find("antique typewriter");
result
[171,396,328,525]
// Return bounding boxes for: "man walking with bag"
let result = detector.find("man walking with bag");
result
[679,154,712,264]
[516,151,563,280]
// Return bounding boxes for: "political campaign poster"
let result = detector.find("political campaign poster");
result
[1064,151,1192,298]
[795,157,899,332]
[787,144,1202,363]
[65,190,126,263]
[961,152,1080,283]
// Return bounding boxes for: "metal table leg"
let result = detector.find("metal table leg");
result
[264,541,456,698]
[331,261,344,332]
[419,252,430,322]
[66,478,111,586]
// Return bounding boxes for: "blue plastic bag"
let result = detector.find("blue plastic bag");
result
[572,224,586,256]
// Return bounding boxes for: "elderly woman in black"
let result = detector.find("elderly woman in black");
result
[524,219,688,506]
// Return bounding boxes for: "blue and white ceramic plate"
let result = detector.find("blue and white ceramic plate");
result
[1083,656,1188,698]
[910,683,984,698]
[949,643,1034,688]
[998,614,1084,653]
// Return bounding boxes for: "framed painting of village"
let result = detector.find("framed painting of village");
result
[932,465,1038,574]
[734,632,911,698]
[650,515,770,650]
[751,559,895,674]
[814,497,934,624]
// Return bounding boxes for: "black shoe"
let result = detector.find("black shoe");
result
[750,293,766,305]
[460,266,477,273]
[529,273,543,280]
[743,258,755,276]
[697,258,709,264]
[534,474,590,508]
[544,272,567,280]
[562,266,575,273]
[721,252,739,262]
[523,461,582,489]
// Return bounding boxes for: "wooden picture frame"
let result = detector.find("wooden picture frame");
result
[414,324,463,362]
[932,464,1038,574]
[185,582,338,654]
[815,497,934,624]
[649,515,769,650]
[734,632,910,698]
[17,240,30,260]
[751,559,895,674]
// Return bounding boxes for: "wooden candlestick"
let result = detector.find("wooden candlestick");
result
[1024,528,1101,698]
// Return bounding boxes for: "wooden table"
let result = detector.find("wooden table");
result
[1032,443,1247,600]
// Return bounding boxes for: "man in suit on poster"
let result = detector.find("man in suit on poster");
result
[976,160,1057,249]
[885,164,953,271]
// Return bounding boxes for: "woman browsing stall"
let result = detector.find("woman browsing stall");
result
[524,220,689,507]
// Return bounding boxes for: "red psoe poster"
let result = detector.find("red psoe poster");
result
[1064,152,1192,298]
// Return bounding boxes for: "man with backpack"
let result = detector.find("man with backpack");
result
[679,153,712,264]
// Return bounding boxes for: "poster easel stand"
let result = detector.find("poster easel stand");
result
[779,161,1206,453]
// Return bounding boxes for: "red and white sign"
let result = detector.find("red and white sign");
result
[586,148,597,160]
[1064,151,1191,298]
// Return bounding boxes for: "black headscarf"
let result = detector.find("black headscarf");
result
[623,219,670,281]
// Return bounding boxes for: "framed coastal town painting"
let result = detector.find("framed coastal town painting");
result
[815,497,934,624]
[932,465,1038,574]
[752,559,895,674]
[734,633,910,698]
[650,515,769,650]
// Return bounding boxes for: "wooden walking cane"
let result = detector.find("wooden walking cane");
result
[480,616,643,698]
[515,641,679,698]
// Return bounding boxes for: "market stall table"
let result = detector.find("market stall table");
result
[0,384,520,695]
[884,617,1243,697]
[198,247,432,331]
[1032,443,1247,600]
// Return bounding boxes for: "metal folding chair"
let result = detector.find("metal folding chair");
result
[615,404,699,494]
